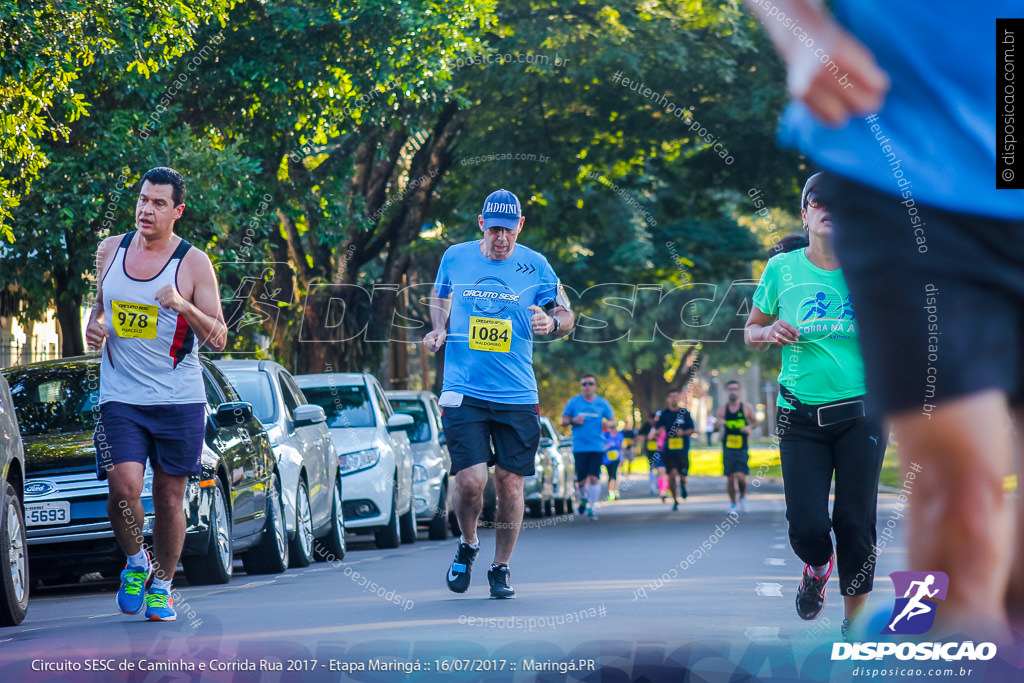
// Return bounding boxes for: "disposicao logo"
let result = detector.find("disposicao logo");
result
[884,571,948,635]
[831,571,997,663]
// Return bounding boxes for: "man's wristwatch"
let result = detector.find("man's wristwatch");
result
[550,315,560,335]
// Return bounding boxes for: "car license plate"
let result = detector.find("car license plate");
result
[25,501,71,526]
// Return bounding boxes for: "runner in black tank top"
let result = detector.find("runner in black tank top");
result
[717,380,758,514]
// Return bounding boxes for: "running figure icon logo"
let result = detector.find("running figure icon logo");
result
[883,571,949,634]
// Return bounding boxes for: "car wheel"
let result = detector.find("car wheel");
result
[314,477,345,562]
[0,482,28,626]
[374,484,400,549]
[243,473,289,574]
[526,499,543,519]
[182,479,233,585]
[399,501,417,544]
[427,485,448,541]
[288,480,315,568]
[447,509,461,538]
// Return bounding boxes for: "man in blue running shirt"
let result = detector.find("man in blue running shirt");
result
[561,373,615,517]
[424,189,574,599]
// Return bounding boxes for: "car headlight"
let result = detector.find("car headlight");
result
[413,465,428,483]
[340,448,381,474]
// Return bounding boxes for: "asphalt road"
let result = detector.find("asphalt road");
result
[0,473,1008,682]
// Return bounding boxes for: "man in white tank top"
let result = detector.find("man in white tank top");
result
[86,167,226,622]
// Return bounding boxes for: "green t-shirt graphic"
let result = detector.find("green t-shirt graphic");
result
[752,249,866,408]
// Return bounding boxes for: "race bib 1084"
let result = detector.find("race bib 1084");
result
[468,316,512,353]
[111,300,158,339]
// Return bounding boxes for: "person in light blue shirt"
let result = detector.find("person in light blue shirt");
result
[424,189,573,599]
[561,374,615,517]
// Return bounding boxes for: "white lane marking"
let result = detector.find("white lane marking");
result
[764,558,786,566]
[745,626,782,641]
[771,544,786,549]
[755,583,784,597]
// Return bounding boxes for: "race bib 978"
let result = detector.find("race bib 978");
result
[468,316,512,353]
[725,434,744,449]
[111,300,158,339]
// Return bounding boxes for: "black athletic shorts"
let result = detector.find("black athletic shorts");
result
[441,396,539,476]
[574,451,604,481]
[820,173,1024,416]
[662,450,689,475]
[723,448,749,476]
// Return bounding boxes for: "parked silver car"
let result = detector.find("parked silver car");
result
[540,416,576,515]
[0,373,27,625]
[295,373,416,549]
[217,360,344,566]
[385,390,450,540]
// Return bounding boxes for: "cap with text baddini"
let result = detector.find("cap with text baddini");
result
[481,189,522,230]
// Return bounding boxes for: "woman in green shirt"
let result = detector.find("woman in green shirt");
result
[745,173,886,641]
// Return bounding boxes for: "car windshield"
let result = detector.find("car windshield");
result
[4,364,99,436]
[301,384,375,428]
[221,369,276,424]
[388,398,431,443]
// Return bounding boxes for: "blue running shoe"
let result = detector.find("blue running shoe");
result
[116,554,152,615]
[145,588,176,622]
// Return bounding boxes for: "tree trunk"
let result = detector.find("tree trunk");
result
[54,272,83,358]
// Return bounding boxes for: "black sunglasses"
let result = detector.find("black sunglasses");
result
[805,195,827,209]
[581,381,595,386]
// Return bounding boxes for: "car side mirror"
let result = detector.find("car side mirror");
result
[212,401,253,428]
[293,403,326,428]
[539,437,553,448]
[386,413,415,433]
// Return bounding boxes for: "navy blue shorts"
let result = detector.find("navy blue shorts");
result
[662,450,689,475]
[94,402,206,480]
[574,451,604,481]
[441,396,539,476]
[723,449,750,476]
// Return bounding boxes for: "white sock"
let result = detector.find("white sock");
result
[809,563,830,578]
[128,549,149,569]
[588,483,602,507]
[460,535,479,550]
[151,577,172,593]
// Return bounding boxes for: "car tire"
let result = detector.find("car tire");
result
[288,479,315,568]
[526,499,543,519]
[447,509,461,538]
[399,501,417,544]
[243,473,289,575]
[314,477,346,562]
[0,482,28,626]
[427,485,448,541]
[374,485,400,549]
[182,479,233,585]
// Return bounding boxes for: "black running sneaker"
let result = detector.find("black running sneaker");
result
[795,556,833,620]
[679,484,688,499]
[577,500,587,515]
[672,501,679,511]
[488,564,516,599]
[446,542,479,593]
[841,618,851,642]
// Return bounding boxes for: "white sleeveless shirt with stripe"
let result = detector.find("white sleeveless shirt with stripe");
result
[98,232,206,405]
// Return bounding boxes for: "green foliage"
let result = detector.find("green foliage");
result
[0,0,236,241]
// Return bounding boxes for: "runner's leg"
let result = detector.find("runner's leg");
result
[150,462,187,583]
[493,466,525,565]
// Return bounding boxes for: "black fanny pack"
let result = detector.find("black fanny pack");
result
[779,385,865,428]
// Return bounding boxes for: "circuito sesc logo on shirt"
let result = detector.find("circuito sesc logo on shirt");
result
[462,276,520,316]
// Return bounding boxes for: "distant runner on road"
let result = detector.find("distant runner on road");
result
[424,188,574,599]
[86,167,227,622]
[562,373,615,518]
[603,423,624,501]
[717,380,758,514]
[652,391,695,511]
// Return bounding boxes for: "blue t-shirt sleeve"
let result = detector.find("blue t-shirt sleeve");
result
[434,249,453,299]
[602,399,614,420]
[562,398,575,416]
[533,256,560,307]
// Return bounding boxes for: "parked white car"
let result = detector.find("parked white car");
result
[385,390,450,540]
[540,416,576,515]
[216,360,344,566]
[295,373,416,549]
